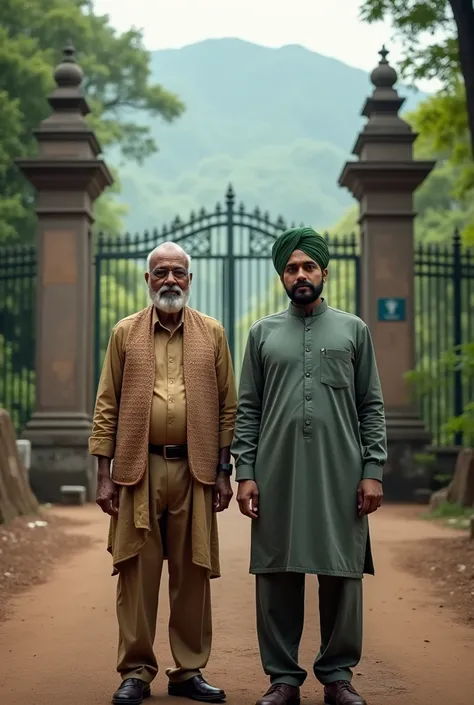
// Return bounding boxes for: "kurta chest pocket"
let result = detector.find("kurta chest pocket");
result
[320,348,352,388]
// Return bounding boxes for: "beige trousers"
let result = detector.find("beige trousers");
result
[116,454,212,684]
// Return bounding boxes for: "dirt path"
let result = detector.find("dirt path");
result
[0,500,471,705]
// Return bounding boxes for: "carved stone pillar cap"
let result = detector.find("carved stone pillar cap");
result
[370,46,398,89]
[53,42,84,88]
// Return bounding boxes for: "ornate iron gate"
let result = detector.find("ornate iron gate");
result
[94,186,360,388]
[414,231,474,446]
[0,243,36,434]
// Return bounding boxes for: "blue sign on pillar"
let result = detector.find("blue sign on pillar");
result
[377,297,406,322]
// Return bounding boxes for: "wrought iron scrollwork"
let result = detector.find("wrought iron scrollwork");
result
[177,229,212,256]
[249,229,275,256]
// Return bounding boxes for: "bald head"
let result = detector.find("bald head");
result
[145,241,192,314]
[146,242,191,272]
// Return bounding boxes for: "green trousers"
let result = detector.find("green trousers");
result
[256,573,363,687]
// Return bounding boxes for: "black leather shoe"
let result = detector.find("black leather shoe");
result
[112,678,151,705]
[168,675,226,702]
[256,684,300,705]
[324,681,366,705]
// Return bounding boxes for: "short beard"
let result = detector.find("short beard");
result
[149,283,190,313]
[285,280,324,306]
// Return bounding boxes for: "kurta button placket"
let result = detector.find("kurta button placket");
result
[303,317,313,437]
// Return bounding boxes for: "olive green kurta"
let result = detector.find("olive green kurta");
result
[231,299,387,578]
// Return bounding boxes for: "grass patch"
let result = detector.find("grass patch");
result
[420,501,474,530]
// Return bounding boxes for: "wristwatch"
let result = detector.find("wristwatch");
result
[217,463,233,476]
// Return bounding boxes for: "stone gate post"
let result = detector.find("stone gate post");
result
[16,44,113,502]
[339,48,436,501]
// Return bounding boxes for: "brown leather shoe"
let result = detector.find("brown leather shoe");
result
[256,683,300,705]
[324,681,366,705]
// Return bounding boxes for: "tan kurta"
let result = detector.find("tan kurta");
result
[90,307,237,578]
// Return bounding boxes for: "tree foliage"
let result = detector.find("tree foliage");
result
[0,0,185,243]
[359,0,474,208]
[406,343,474,447]
[360,1,459,82]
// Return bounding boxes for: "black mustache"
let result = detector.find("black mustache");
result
[293,281,316,291]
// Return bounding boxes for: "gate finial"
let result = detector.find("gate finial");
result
[226,184,235,203]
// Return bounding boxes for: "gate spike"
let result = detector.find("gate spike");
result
[239,201,245,214]
[216,202,221,214]
[199,207,206,217]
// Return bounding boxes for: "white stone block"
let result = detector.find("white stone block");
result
[60,485,87,506]
[16,439,31,470]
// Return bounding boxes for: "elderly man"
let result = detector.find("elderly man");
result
[231,228,387,705]
[90,242,237,705]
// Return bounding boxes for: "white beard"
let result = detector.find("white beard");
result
[149,284,190,313]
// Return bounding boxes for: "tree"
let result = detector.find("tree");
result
[93,171,129,237]
[0,409,39,523]
[450,0,474,160]
[0,0,185,243]
[360,1,474,156]
[360,0,474,230]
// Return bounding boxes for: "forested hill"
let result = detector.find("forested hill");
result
[113,38,425,232]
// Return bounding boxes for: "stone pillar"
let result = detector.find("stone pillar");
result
[16,44,113,502]
[339,48,436,501]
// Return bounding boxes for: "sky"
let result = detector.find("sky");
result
[93,0,436,92]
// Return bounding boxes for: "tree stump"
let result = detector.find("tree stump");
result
[446,449,474,507]
[430,486,449,511]
[0,409,39,524]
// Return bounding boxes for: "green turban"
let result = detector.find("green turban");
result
[271,226,330,276]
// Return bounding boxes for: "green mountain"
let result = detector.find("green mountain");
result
[111,38,426,233]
